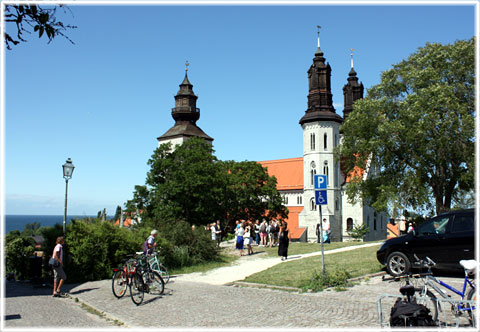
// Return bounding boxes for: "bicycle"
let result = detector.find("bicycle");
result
[413,255,477,327]
[111,255,137,299]
[136,251,170,284]
[130,254,165,305]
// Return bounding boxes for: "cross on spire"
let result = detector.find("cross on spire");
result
[350,48,354,68]
[185,60,189,72]
[316,25,321,48]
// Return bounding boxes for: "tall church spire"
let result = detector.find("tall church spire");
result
[299,28,343,125]
[342,49,364,120]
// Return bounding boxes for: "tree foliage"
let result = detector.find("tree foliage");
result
[4,4,76,50]
[337,38,475,215]
[129,137,287,231]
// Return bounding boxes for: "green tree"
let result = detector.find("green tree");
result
[219,160,288,230]
[337,38,475,215]
[4,4,76,49]
[5,231,36,279]
[145,138,223,227]
[347,224,369,242]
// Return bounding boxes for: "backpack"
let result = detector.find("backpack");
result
[260,222,266,233]
[389,298,437,327]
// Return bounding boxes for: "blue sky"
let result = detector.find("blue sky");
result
[2,1,477,216]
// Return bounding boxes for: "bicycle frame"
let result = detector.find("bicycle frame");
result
[421,273,476,313]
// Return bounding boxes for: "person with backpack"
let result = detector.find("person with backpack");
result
[143,229,158,255]
[51,236,67,297]
[254,220,261,246]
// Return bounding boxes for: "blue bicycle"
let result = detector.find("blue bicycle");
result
[413,255,476,327]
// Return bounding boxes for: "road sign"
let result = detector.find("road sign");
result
[315,190,327,205]
[314,174,327,189]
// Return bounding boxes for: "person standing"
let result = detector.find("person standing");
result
[215,220,223,246]
[267,221,274,248]
[278,222,291,261]
[254,220,261,246]
[144,229,158,255]
[211,222,218,242]
[315,222,321,243]
[322,218,331,243]
[398,218,406,235]
[259,219,268,247]
[244,222,254,255]
[235,222,245,256]
[52,236,67,297]
[272,220,280,246]
[407,222,414,233]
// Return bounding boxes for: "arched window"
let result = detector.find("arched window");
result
[310,133,316,151]
[324,133,328,150]
[335,198,339,211]
[374,212,377,231]
[347,218,354,231]
[310,198,316,211]
[323,161,329,186]
[310,169,317,186]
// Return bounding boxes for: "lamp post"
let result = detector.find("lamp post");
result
[62,158,75,237]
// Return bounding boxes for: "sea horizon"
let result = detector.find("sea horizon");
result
[4,214,114,234]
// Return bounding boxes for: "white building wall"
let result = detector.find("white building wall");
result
[299,121,343,242]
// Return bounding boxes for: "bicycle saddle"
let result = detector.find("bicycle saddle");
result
[400,284,415,297]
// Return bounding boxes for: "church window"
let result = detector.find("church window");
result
[310,169,316,186]
[284,195,288,205]
[310,133,316,150]
[334,134,338,147]
[346,218,354,231]
[310,198,316,211]
[324,133,328,150]
[374,212,377,231]
[335,198,339,211]
[297,196,302,205]
[323,161,329,186]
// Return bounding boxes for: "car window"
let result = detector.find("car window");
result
[416,216,450,236]
[452,214,474,233]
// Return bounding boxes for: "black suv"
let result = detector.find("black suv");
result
[377,209,475,276]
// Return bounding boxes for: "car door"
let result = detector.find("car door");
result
[442,212,475,267]
[408,215,451,264]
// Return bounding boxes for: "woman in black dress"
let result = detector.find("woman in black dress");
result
[278,221,291,261]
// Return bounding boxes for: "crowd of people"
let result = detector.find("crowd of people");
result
[232,219,291,260]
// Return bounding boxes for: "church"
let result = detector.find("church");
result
[157,39,388,243]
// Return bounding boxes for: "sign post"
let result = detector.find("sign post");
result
[314,175,327,276]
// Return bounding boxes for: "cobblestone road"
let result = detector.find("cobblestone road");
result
[62,275,472,329]
[3,280,117,329]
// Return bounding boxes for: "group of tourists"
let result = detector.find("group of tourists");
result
[234,219,291,260]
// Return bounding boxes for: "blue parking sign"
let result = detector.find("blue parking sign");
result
[315,190,327,205]
[314,175,327,189]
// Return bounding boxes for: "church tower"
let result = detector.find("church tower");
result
[157,62,213,150]
[342,49,364,120]
[298,29,343,242]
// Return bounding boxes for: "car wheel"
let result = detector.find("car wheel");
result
[386,251,411,277]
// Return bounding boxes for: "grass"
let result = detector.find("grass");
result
[243,243,383,290]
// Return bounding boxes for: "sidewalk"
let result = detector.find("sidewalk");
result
[177,242,381,285]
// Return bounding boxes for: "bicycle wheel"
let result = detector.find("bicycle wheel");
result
[416,290,439,322]
[129,272,145,306]
[146,271,165,295]
[466,286,477,326]
[158,263,170,284]
[112,270,128,298]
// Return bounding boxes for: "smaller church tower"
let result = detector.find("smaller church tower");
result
[342,49,364,120]
[157,62,213,149]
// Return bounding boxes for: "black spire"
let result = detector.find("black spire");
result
[299,44,343,126]
[342,59,364,120]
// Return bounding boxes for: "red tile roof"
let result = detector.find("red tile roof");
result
[259,157,303,190]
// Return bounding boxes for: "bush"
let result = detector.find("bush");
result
[5,232,36,280]
[302,268,352,292]
[347,224,369,241]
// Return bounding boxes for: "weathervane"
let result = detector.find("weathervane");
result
[317,25,322,48]
[350,48,354,68]
[185,60,189,72]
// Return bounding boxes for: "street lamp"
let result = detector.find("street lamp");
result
[62,158,75,237]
